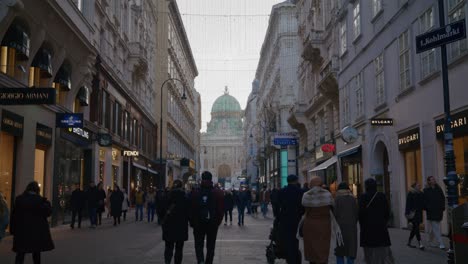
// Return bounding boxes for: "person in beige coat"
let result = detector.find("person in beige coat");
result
[302,176,334,264]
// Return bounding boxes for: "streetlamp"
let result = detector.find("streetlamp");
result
[159,78,187,189]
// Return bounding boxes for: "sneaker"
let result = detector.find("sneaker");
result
[419,244,425,250]
[439,244,446,250]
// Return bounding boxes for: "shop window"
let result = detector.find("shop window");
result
[0,22,29,81]
[404,149,422,190]
[453,136,468,202]
[29,46,53,87]
[73,96,83,113]
[0,132,14,211]
[34,148,46,196]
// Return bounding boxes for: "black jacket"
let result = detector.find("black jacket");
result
[70,189,86,210]
[405,189,424,223]
[10,192,54,253]
[358,191,391,247]
[162,189,190,241]
[110,190,124,217]
[423,185,445,221]
[224,193,234,211]
[278,184,304,239]
[86,186,99,209]
[97,189,106,213]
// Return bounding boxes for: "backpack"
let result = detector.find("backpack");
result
[198,188,214,224]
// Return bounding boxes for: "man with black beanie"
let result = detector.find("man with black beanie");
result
[189,171,224,264]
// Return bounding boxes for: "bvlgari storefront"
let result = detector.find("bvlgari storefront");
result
[53,127,93,225]
[398,127,422,191]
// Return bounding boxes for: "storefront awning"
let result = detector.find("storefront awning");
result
[31,48,53,78]
[309,156,337,172]
[1,24,30,60]
[54,65,71,91]
[337,145,362,158]
[133,162,147,170]
[78,86,90,106]
[148,168,158,175]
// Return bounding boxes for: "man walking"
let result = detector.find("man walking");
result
[423,176,446,249]
[70,183,85,229]
[134,187,145,221]
[278,175,304,264]
[236,186,249,226]
[259,185,270,218]
[189,171,224,264]
[86,182,99,228]
[146,187,156,222]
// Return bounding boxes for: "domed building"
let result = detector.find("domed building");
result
[200,87,245,188]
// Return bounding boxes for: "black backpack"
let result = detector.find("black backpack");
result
[198,188,214,224]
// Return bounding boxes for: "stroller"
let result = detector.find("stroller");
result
[266,217,301,264]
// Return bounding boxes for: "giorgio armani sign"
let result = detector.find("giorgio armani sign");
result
[0,88,56,105]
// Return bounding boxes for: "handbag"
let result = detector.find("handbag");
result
[405,210,415,220]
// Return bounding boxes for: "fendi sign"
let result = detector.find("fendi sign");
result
[436,109,468,139]
[398,127,420,150]
[123,150,139,157]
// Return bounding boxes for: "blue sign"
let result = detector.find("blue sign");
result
[416,19,466,53]
[56,113,83,128]
[273,138,298,146]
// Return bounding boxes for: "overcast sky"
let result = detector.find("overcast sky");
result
[176,0,285,131]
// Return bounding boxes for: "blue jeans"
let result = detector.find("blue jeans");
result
[336,256,355,264]
[247,200,252,214]
[238,206,245,224]
[88,207,97,226]
[261,203,268,217]
[135,204,143,221]
[147,203,155,222]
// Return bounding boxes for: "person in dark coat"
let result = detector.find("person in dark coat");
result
[110,185,124,226]
[70,183,86,229]
[162,180,190,264]
[236,187,249,226]
[86,182,99,228]
[405,182,425,249]
[189,171,224,264]
[423,176,446,249]
[278,175,304,264]
[10,181,54,264]
[359,178,394,264]
[96,182,107,225]
[270,187,280,218]
[224,190,234,225]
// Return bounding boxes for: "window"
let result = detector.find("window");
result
[372,0,382,17]
[355,71,364,117]
[448,0,467,60]
[342,82,351,125]
[375,53,385,105]
[105,93,111,129]
[353,2,361,39]
[419,7,437,78]
[399,30,411,91]
[340,20,347,55]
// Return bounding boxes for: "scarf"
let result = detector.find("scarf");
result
[335,189,353,197]
[302,186,334,208]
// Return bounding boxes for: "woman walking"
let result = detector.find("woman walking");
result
[10,181,54,264]
[251,190,259,216]
[224,190,234,225]
[162,180,190,264]
[121,188,129,221]
[406,182,425,249]
[96,182,106,225]
[110,185,124,226]
[334,182,359,264]
[359,178,394,264]
[0,191,9,242]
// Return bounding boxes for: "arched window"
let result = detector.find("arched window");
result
[0,20,30,81]
[53,62,71,105]
[29,45,53,87]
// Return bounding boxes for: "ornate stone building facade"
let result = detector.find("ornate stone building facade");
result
[200,88,244,188]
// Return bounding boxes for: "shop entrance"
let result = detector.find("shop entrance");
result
[0,131,15,210]
[373,141,392,225]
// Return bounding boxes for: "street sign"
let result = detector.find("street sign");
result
[273,132,298,146]
[416,19,466,53]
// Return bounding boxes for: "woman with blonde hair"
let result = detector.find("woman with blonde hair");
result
[0,191,9,241]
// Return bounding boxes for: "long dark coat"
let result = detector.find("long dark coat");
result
[110,190,124,217]
[97,189,106,213]
[406,189,424,223]
[224,192,234,211]
[278,184,304,241]
[358,191,391,247]
[423,185,445,221]
[10,192,55,253]
[70,189,86,210]
[86,186,99,209]
[334,191,359,258]
[162,189,190,242]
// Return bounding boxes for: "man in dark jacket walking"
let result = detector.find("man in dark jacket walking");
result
[189,171,224,264]
[70,183,86,229]
[236,187,249,226]
[223,190,234,225]
[278,175,304,264]
[423,176,446,249]
[270,187,280,218]
[86,182,99,228]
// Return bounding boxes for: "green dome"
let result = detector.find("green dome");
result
[211,94,241,114]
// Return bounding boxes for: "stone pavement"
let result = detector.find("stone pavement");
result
[0,208,448,263]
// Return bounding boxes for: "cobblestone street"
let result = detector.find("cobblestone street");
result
[0,208,448,264]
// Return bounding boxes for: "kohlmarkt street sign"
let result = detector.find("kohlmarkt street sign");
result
[416,19,466,53]
[273,132,298,146]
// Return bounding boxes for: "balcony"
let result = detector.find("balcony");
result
[128,42,148,76]
[317,56,339,99]
[301,31,324,69]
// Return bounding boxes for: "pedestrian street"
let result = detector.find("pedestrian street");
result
[0,207,448,264]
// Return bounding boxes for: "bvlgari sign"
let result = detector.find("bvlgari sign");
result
[435,109,468,139]
[0,88,56,105]
[398,127,420,150]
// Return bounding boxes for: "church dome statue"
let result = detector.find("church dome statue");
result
[206,87,243,135]
[211,87,242,115]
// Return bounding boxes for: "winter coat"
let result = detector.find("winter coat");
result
[334,190,359,258]
[259,189,271,203]
[358,191,391,247]
[10,192,54,253]
[97,189,106,213]
[134,191,145,205]
[110,190,124,217]
[236,190,249,208]
[86,186,99,209]
[146,192,156,205]
[224,193,234,211]
[122,193,129,211]
[162,189,190,242]
[0,203,9,240]
[278,184,304,242]
[70,189,86,210]
[189,180,225,228]
[423,185,445,221]
[405,188,424,223]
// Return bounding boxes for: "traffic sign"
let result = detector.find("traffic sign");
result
[273,138,298,146]
[416,19,466,53]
